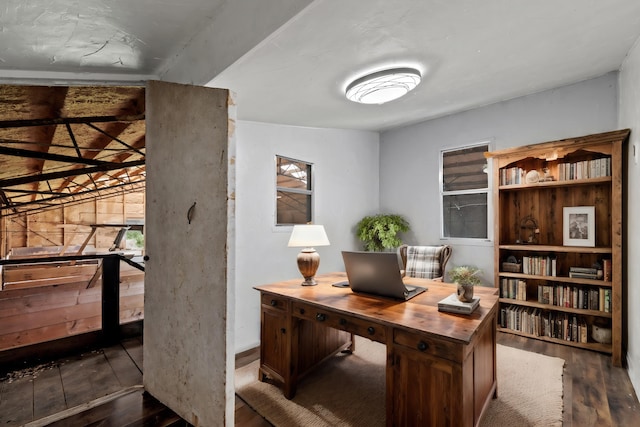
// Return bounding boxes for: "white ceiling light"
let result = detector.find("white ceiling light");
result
[345,67,421,104]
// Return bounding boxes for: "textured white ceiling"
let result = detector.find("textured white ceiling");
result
[2,0,640,131]
[209,0,640,131]
[0,0,225,76]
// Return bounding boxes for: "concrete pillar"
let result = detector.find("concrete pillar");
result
[144,81,236,426]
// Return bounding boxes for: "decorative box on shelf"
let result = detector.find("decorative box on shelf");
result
[501,262,522,273]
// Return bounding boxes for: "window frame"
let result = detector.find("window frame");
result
[439,141,493,244]
[275,155,314,227]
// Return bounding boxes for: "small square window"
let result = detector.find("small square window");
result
[441,143,490,239]
[276,156,313,225]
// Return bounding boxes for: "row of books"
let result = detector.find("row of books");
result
[500,278,527,300]
[557,157,611,181]
[499,305,589,343]
[499,167,524,185]
[499,156,612,185]
[522,255,557,276]
[501,278,611,312]
[502,259,611,281]
[538,284,611,312]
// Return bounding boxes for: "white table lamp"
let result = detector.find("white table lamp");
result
[288,224,330,286]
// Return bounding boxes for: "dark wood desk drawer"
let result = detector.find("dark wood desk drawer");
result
[292,302,386,343]
[261,293,288,312]
[393,329,464,363]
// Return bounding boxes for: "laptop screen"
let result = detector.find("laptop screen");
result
[342,251,425,300]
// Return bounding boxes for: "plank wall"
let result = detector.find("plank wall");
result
[0,260,144,351]
[0,190,145,352]
[1,190,145,258]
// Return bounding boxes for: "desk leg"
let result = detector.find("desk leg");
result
[341,333,356,354]
[283,315,300,399]
[385,336,394,427]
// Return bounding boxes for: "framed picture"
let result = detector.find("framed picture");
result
[563,206,595,247]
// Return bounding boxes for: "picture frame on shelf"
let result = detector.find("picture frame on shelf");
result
[563,206,595,247]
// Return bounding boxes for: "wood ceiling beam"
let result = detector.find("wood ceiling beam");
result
[24,87,69,203]
[0,114,145,129]
[0,180,145,212]
[3,188,64,196]
[0,137,139,152]
[0,159,145,188]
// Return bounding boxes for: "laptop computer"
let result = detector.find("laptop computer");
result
[341,250,427,301]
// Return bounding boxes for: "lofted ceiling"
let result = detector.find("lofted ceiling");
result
[1,1,640,215]
[0,85,145,216]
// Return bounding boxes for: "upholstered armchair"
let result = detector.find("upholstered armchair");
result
[398,244,452,281]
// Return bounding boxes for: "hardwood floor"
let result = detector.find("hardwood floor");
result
[1,332,638,426]
[0,336,190,426]
[496,333,640,427]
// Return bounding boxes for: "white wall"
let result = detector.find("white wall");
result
[234,121,379,352]
[619,36,640,393]
[380,73,619,285]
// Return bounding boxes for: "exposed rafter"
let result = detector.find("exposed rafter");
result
[0,159,145,188]
[0,114,144,129]
[0,145,109,165]
[1,180,146,215]
[0,85,146,216]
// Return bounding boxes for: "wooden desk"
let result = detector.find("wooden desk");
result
[255,273,500,427]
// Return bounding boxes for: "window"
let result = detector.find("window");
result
[276,155,312,225]
[441,143,490,239]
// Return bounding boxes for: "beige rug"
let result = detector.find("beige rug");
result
[236,337,564,427]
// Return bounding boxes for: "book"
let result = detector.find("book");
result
[438,293,480,314]
[603,259,612,281]
[570,266,598,274]
[569,271,599,279]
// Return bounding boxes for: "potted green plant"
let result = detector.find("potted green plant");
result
[448,265,482,302]
[356,214,410,251]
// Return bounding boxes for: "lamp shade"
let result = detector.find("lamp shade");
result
[287,224,330,247]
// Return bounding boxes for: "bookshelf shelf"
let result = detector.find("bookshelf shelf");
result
[498,298,612,318]
[498,272,613,287]
[498,245,612,254]
[487,129,628,367]
[498,176,611,191]
[497,327,613,354]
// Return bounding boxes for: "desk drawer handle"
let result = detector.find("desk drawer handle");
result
[367,326,375,335]
[300,308,305,315]
[316,313,327,322]
[270,299,277,307]
[417,341,429,352]
[339,318,347,326]
[280,328,286,334]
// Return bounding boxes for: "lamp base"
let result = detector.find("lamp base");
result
[297,248,320,286]
[301,277,318,286]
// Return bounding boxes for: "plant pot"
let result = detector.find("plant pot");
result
[456,283,474,303]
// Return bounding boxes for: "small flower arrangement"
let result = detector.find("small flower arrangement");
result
[448,265,482,286]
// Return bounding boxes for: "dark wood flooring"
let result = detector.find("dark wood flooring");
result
[0,336,181,426]
[1,333,639,426]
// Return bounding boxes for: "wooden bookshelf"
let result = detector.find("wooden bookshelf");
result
[486,129,628,366]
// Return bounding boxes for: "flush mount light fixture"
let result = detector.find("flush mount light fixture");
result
[345,67,421,104]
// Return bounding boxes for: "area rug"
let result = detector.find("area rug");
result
[235,336,564,427]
